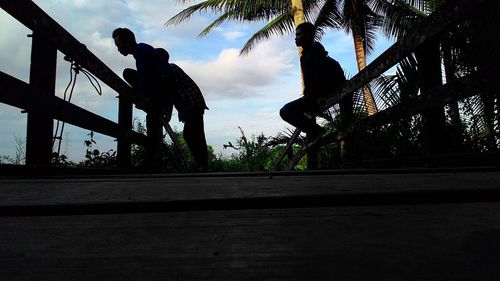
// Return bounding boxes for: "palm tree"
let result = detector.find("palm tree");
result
[166,0,382,115]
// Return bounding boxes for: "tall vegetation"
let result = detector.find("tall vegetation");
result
[0,136,26,165]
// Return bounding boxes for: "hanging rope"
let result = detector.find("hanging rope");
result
[53,57,77,155]
[52,56,103,158]
[79,66,102,96]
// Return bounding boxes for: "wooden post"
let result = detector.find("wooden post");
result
[415,38,446,155]
[470,1,500,150]
[26,31,57,167]
[340,93,354,162]
[117,94,133,168]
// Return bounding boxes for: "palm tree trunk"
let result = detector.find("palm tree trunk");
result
[291,0,305,26]
[290,0,305,89]
[352,25,377,115]
[415,39,447,155]
[291,0,319,169]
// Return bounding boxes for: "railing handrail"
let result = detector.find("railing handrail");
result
[0,71,148,146]
[0,0,146,167]
[0,0,134,100]
[322,0,489,110]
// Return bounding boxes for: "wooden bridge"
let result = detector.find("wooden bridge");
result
[1,0,499,280]
[1,168,500,280]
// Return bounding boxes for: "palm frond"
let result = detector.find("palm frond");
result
[340,0,382,55]
[372,55,419,110]
[379,0,445,40]
[395,55,419,100]
[166,0,221,26]
[363,13,382,54]
[460,95,489,151]
[373,74,400,109]
[175,0,203,4]
[240,12,295,55]
[314,0,343,39]
[404,0,443,14]
[380,0,426,39]
[198,11,234,37]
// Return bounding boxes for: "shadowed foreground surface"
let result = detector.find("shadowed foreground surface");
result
[1,168,499,280]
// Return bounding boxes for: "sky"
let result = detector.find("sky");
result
[0,0,394,163]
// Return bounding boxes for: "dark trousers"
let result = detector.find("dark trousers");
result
[145,112,164,168]
[280,96,322,135]
[182,109,208,170]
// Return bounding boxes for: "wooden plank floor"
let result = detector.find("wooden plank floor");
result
[1,168,500,280]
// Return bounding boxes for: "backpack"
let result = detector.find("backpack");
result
[322,55,346,92]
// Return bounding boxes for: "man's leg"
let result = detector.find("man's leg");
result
[280,96,323,135]
[182,109,209,171]
[145,111,163,169]
[124,68,163,169]
[123,68,138,88]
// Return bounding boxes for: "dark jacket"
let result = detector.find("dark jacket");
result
[170,63,208,121]
[132,43,173,100]
[301,42,345,99]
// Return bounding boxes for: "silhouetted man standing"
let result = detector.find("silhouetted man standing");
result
[280,22,347,147]
[112,27,209,171]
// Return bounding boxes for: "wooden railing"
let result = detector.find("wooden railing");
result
[0,0,148,169]
[274,0,500,170]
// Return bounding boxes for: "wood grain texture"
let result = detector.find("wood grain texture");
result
[1,170,500,279]
[1,204,500,280]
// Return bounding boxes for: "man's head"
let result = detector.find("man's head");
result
[156,48,170,63]
[112,28,136,56]
[295,22,316,48]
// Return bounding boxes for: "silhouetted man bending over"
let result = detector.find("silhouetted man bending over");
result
[280,22,347,147]
[112,27,209,171]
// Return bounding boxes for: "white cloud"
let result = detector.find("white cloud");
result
[126,0,212,37]
[32,1,129,37]
[222,31,247,41]
[73,0,89,8]
[175,38,297,100]
[127,0,184,28]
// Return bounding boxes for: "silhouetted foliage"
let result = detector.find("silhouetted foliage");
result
[78,131,117,168]
[218,127,276,171]
[0,136,26,165]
